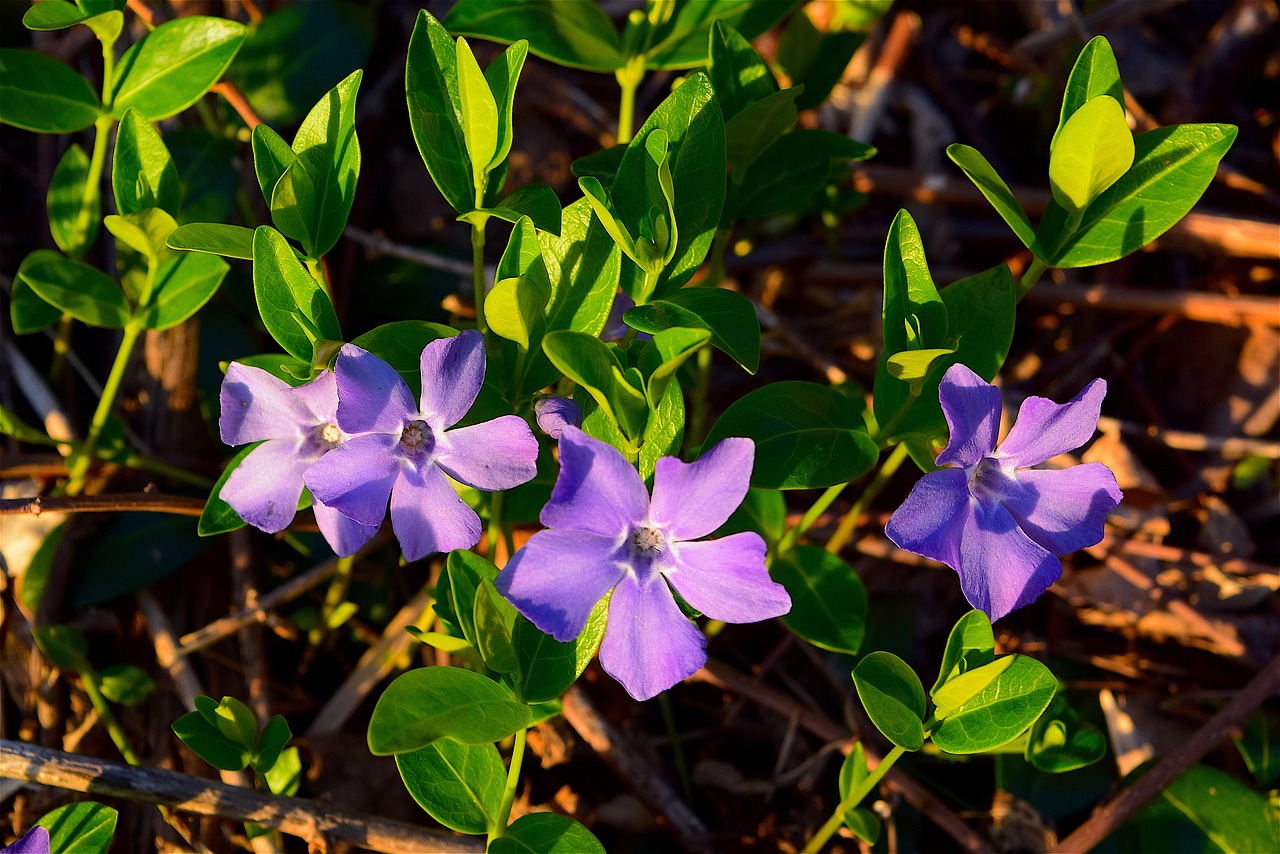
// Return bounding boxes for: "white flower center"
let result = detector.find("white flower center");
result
[321,422,342,445]
[399,419,433,455]
[629,526,667,557]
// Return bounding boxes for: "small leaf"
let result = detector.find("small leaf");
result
[709,20,777,121]
[724,87,800,172]
[173,708,252,771]
[1026,694,1107,773]
[17,250,129,329]
[198,444,252,536]
[111,16,246,121]
[251,124,296,210]
[113,108,181,216]
[23,0,89,31]
[473,579,520,675]
[1111,763,1280,852]
[931,655,1057,754]
[624,286,760,374]
[931,609,995,695]
[0,49,100,133]
[167,222,255,259]
[406,10,473,214]
[444,0,623,73]
[636,377,686,483]
[47,143,99,257]
[1048,95,1134,213]
[37,802,118,854]
[31,624,91,672]
[254,714,292,775]
[9,278,63,335]
[287,69,363,257]
[97,664,156,706]
[852,651,927,751]
[484,39,528,173]
[931,656,1015,717]
[543,331,648,439]
[773,546,867,654]
[396,739,506,835]
[514,598,607,705]
[946,144,1037,253]
[210,696,259,747]
[645,0,792,70]
[251,225,341,361]
[367,666,532,755]
[456,37,499,202]
[1053,35,1124,151]
[263,746,301,796]
[488,813,606,854]
[469,183,562,234]
[638,326,710,407]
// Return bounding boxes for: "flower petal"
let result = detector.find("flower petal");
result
[220,439,308,534]
[496,529,627,642]
[534,395,582,439]
[420,330,485,428]
[598,573,706,701]
[437,415,539,491]
[4,826,50,854]
[219,362,308,445]
[649,437,754,540]
[1001,463,1121,555]
[885,468,972,569]
[997,378,1107,467]
[390,465,482,562]
[334,344,415,435]
[936,363,1003,468]
[291,368,339,425]
[958,500,1061,620]
[313,501,380,557]
[541,428,648,537]
[302,433,399,526]
[664,532,790,623]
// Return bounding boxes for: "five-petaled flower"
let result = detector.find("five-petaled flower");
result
[219,364,378,556]
[304,331,539,562]
[886,363,1122,620]
[496,427,792,701]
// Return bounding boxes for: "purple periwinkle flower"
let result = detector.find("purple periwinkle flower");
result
[496,427,792,701]
[533,395,581,440]
[304,331,539,562]
[219,363,378,556]
[2,826,50,854]
[886,364,1122,620]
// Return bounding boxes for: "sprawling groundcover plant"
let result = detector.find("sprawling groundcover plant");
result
[4,1,1260,850]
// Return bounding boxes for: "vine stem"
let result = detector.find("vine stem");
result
[825,444,910,555]
[63,321,143,495]
[79,674,140,766]
[614,56,645,144]
[471,219,488,337]
[491,727,528,841]
[776,482,846,555]
[801,745,906,854]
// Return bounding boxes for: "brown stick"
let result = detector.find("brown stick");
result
[0,739,483,854]
[561,686,713,853]
[0,494,206,517]
[1053,653,1280,852]
[211,81,264,130]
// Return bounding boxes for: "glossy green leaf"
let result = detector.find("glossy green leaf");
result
[470,183,562,234]
[880,208,946,352]
[406,11,472,214]
[1027,694,1107,773]
[1048,123,1238,268]
[487,278,545,351]
[173,707,252,771]
[773,546,867,654]
[931,655,1057,754]
[284,69,363,257]
[931,656,1016,717]
[113,108,181,216]
[441,546,501,653]
[167,222,255,259]
[252,226,341,361]
[724,87,801,172]
[704,381,878,489]
[269,158,318,255]
[734,129,875,220]
[81,10,123,42]
[445,0,623,73]
[263,746,301,796]
[253,714,292,776]
[484,39,527,174]
[104,208,178,269]
[474,579,520,674]
[23,0,89,30]
[836,743,881,844]
[946,144,1037,252]
[251,123,296,208]
[17,524,66,614]
[775,11,865,111]
[31,624,91,672]
[47,143,99,258]
[1053,35,1124,151]
[140,251,228,330]
[931,609,995,694]
[111,16,246,120]
[543,331,648,439]
[396,739,506,835]
[886,348,957,393]
[571,143,625,185]
[367,666,533,755]
[639,326,710,406]
[709,20,776,122]
[646,0,792,70]
[0,49,99,133]
[489,813,606,854]
[637,375,686,483]
[578,175,646,274]
[38,802,117,854]
[512,590,607,705]
[9,278,63,335]
[98,664,157,707]
[1049,95,1134,213]
[77,0,127,14]
[852,651,927,751]
[540,196,620,339]
[204,695,258,747]
[17,250,128,328]
[1234,710,1280,788]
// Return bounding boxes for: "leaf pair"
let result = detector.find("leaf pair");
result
[172,695,293,779]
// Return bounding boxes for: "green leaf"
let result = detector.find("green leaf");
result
[886,348,957,394]
[704,381,878,489]
[173,707,252,771]
[445,0,623,73]
[367,666,533,755]
[31,624,91,672]
[468,183,562,235]
[17,524,66,615]
[206,695,258,747]
[489,813,606,854]
[251,123,296,209]
[775,11,866,111]
[837,743,881,843]
[111,16,246,121]
[198,444,253,536]
[1053,35,1124,151]
[47,143,99,257]
[724,87,801,172]
[543,331,648,439]
[931,654,1057,754]
[23,0,90,31]
[636,375,686,483]
[540,196,621,339]
[1049,95,1134,213]
[487,278,545,351]
[484,39,527,175]
[17,249,129,329]
[269,158,319,255]
[9,277,63,335]
[406,10,473,214]
[773,546,867,654]
[931,609,995,694]
[98,664,157,706]
[514,598,606,704]
[104,208,178,274]
[638,326,710,407]
[852,651,927,751]
[167,223,255,259]
[263,746,302,796]
[0,404,56,446]
[709,20,777,122]
[946,144,1037,252]
[734,129,875,220]
[931,656,1016,717]
[646,0,793,71]
[1027,694,1107,773]
[113,108,181,216]
[571,143,625,185]
[37,802,118,854]
[474,579,520,674]
[396,739,506,835]
[0,49,99,133]
[880,209,946,352]
[141,250,228,330]
[81,10,122,42]
[252,225,341,361]
[280,69,363,257]
[1234,710,1280,788]
[717,487,786,548]
[1048,123,1238,268]
[252,714,292,776]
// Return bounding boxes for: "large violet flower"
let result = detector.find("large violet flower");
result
[886,363,1122,620]
[496,427,792,701]
[304,331,539,562]
[2,826,49,854]
[219,364,378,556]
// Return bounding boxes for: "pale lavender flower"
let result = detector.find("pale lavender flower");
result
[496,427,791,701]
[533,395,581,439]
[219,364,378,556]
[2,826,49,854]
[886,363,1122,620]
[304,331,539,562]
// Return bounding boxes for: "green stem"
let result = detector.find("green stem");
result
[471,220,488,337]
[614,57,645,145]
[81,672,141,766]
[776,482,846,556]
[1016,257,1049,299]
[802,745,906,854]
[487,491,505,563]
[312,555,354,647]
[491,727,528,841]
[825,444,909,555]
[122,452,215,489]
[63,321,143,495]
[689,344,713,449]
[658,693,695,805]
